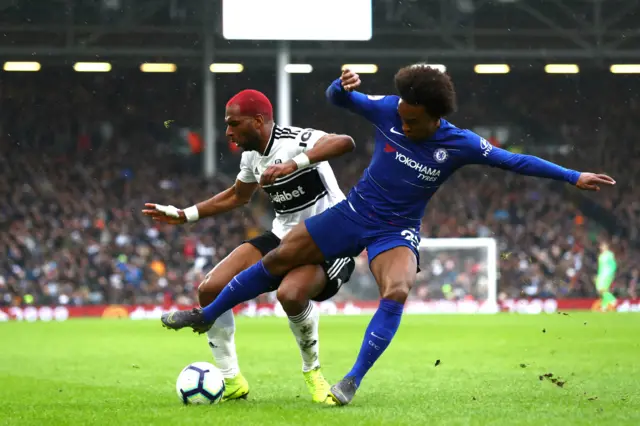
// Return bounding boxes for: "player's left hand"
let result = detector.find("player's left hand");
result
[260,160,298,186]
[575,173,616,191]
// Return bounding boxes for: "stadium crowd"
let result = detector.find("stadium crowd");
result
[0,70,637,307]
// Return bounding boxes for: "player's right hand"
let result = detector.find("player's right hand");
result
[142,203,187,224]
[340,68,361,92]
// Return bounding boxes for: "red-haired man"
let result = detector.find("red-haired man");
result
[144,89,355,404]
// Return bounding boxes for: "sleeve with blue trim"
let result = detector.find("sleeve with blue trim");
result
[325,78,396,123]
[465,133,581,185]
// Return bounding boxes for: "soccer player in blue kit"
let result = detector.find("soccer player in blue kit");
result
[162,64,616,405]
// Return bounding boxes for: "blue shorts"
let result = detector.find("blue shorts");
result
[304,198,421,264]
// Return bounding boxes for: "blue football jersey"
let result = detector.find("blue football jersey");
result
[326,79,580,230]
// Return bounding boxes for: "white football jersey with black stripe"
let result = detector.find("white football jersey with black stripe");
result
[236,124,345,239]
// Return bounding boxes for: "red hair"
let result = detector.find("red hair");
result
[226,89,273,121]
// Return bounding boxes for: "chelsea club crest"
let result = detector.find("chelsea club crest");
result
[433,148,448,163]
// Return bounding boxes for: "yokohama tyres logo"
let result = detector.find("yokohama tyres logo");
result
[395,152,440,176]
[394,152,440,181]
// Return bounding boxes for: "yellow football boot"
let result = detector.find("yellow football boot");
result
[222,373,249,402]
[303,367,335,405]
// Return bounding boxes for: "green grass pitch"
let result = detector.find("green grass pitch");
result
[1,313,638,426]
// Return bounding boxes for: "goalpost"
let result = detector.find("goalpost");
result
[417,237,498,313]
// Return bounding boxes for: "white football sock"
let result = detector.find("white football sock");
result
[288,302,321,373]
[206,309,240,379]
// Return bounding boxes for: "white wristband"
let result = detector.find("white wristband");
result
[292,153,311,169]
[183,205,200,222]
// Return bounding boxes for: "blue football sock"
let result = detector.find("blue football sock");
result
[346,298,404,387]
[201,260,281,323]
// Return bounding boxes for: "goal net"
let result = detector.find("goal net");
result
[342,238,498,314]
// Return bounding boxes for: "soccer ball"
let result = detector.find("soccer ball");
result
[175,362,225,405]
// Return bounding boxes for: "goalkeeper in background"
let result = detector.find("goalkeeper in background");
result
[595,242,617,311]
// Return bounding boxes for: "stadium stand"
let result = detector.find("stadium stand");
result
[1,70,637,307]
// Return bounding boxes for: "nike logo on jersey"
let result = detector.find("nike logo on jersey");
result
[389,127,404,136]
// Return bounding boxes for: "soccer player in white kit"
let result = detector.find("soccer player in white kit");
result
[143,89,356,404]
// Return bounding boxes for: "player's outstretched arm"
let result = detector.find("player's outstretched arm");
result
[325,69,393,122]
[142,180,258,224]
[470,136,616,191]
[260,133,355,186]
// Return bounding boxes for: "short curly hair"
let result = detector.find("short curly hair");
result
[394,64,457,118]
